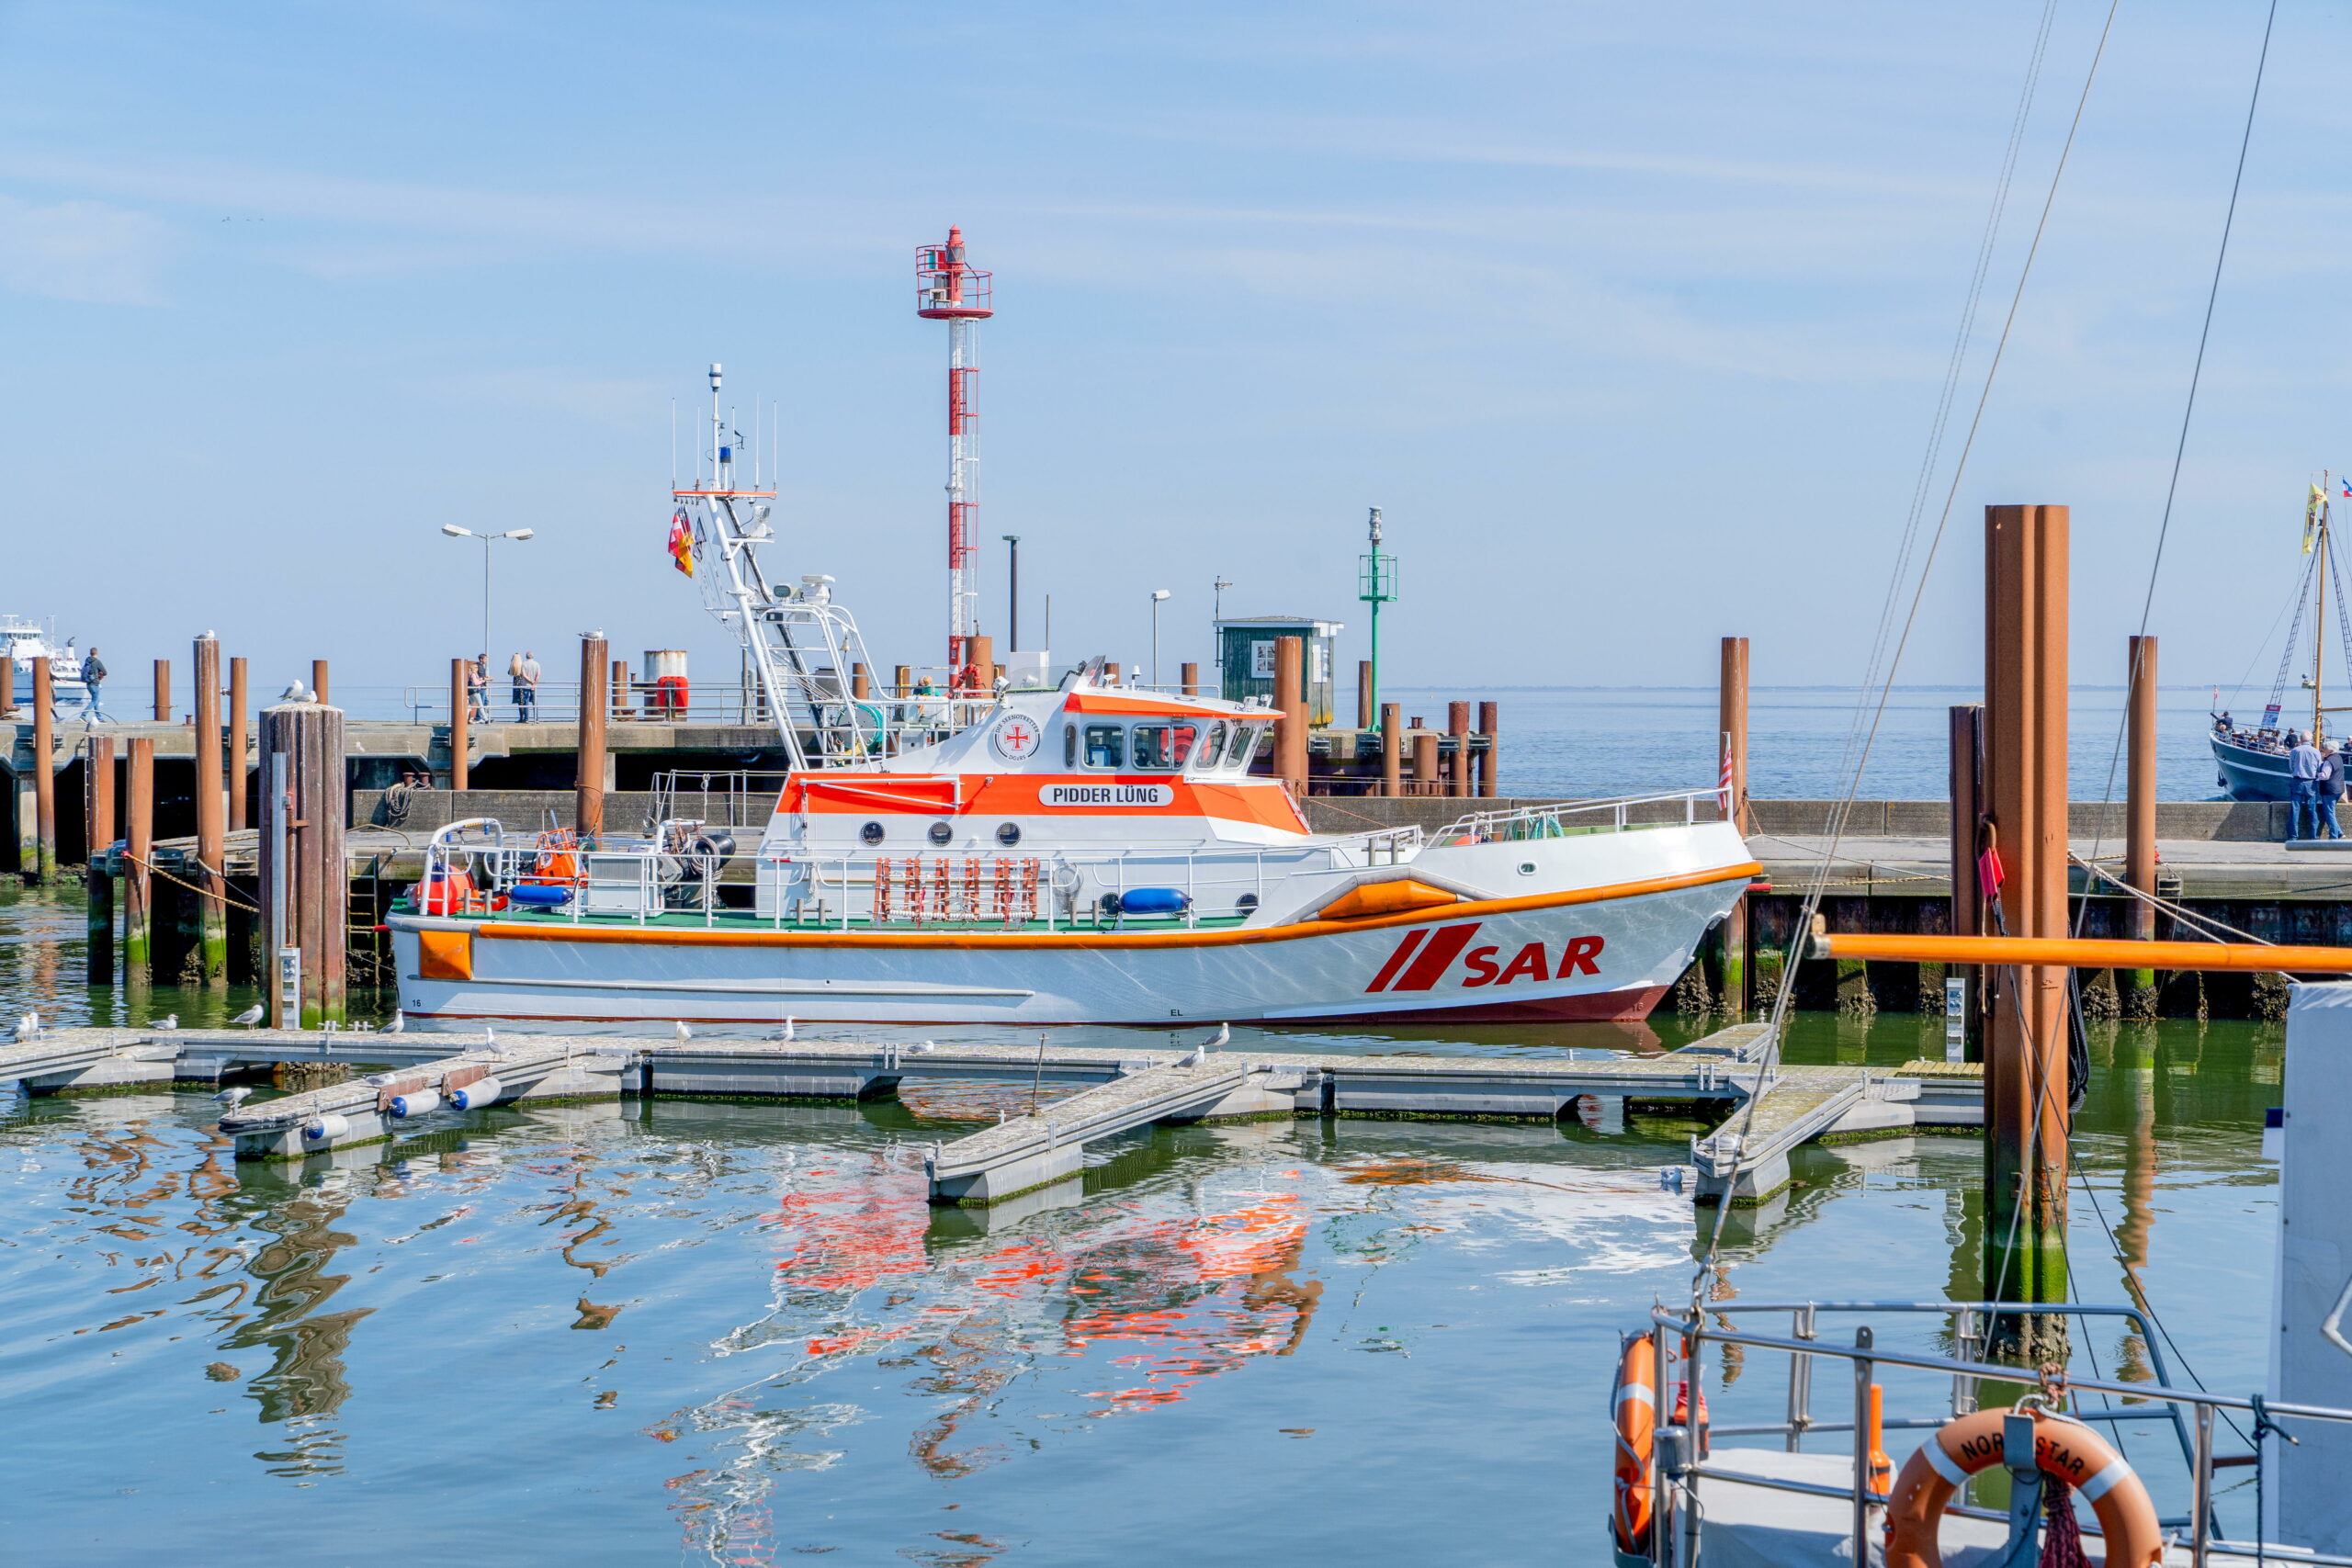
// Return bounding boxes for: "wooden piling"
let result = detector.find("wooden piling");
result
[1477,701,1499,798]
[153,660,170,722]
[1719,637,1750,833]
[852,662,872,700]
[1983,503,2070,1324]
[1274,636,1308,796]
[447,657,470,792]
[1381,704,1402,797]
[258,700,346,1027]
[85,736,114,984]
[577,635,608,840]
[311,659,330,707]
[2126,636,2160,1013]
[1448,702,1471,797]
[191,637,227,985]
[612,659,630,718]
[29,659,54,880]
[1357,660,1374,731]
[124,738,153,987]
[1949,704,1986,1061]
[1182,662,1200,699]
[228,657,248,828]
[1413,731,1439,797]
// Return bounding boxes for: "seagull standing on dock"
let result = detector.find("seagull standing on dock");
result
[157,1014,177,1031]
[911,1040,935,1055]
[673,1020,693,1043]
[230,1004,264,1028]
[213,1087,252,1111]
[14,1011,38,1042]
[1205,1023,1230,1053]
[1175,1042,1205,1068]
[483,1024,499,1055]
[780,1017,796,1042]
[384,1010,405,1034]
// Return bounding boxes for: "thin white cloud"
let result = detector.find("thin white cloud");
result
[0,194,176,305]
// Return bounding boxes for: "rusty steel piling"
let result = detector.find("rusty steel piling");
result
[1381,703,1401,797]
[2126,635,2160,1015]
[577,635,608,840]
[259,698,346,1027]
[124,737,154,988]
[29,658,54,881]
[85,736,114,983]
[1477,701,1498,798]
[228,656,249,828]
[192,637,227,984]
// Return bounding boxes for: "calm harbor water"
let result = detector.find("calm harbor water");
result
[1391,684,2240,803]
[0,882,2279,1564]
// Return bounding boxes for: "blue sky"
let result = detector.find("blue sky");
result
[0,0,2342,706]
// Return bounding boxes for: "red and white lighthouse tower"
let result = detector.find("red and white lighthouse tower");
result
[916,227,994,691]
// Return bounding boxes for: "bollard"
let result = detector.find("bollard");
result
[258,698,346,1027]
[191,637,227,985]
[1274,637,1307,796]
[1381,703,1401,797]
[124,737,154,988]
[1448,701,1471,798]
[1413,730,1439,797]
[577,635,608,840]
[30,659,54,880]
[228,656,249,829]
[85,736,115,984]
[153,659,171,722]
[447,656,470,792]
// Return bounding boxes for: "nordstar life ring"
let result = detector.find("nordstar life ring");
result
[1883,1406,2164,1568]
[1611,1335,1657,1557]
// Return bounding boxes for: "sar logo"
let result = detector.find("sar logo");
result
[990,716,1043,761]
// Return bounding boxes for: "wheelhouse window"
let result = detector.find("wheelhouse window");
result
[1131,723,1198,772]
[1081,723,1125,769]
[1227,723,1262,770]
[1194,721,1230,773]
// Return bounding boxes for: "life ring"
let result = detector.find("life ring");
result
[1611,1336,1657,1557]
[1883,1406,2164,1568]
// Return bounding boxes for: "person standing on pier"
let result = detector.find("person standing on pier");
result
[468,655,490,724]
[511,650,540,720]
[2290,730,2324,840]
[79,647,108,723]
[2320,742,2347,840]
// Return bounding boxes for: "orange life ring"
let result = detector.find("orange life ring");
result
[1611,1336,1657,1556]
[1883,1406,2164,1568]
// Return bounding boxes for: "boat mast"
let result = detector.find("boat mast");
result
[2320,472,2332,746]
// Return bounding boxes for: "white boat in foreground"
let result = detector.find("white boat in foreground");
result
[386,368,1756,1032]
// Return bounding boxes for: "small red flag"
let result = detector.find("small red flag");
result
[666,508,695,577]
[1977,845,2006,897]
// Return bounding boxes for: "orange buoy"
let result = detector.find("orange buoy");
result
[1611,1335,1657,1557]
[1884,1407,2163,1568]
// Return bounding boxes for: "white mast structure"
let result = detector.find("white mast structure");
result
[673,362,884,769]
[916,227,993,691]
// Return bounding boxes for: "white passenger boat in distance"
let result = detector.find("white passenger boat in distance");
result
[386,368,1758,1032]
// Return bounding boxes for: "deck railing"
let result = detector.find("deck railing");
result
[1645,1299,2352,1568]
[1433,787,1729,842]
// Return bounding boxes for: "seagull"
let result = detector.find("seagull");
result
[156,1013,178,1031]
[230,1003,264,1028]
[213,1086,253,1110]
[1175,1043,1205,1068]
[15,1011,38,1041]
[279,682,315,702]
[1205,1023,1230,1053]
[910,1040,935,1055]
[780,1017,796,1042]
[383,1010,406,1034]
[483,1024,499,1054]
[673,1020,693,1043]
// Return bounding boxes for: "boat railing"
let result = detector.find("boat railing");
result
[1644,1298,2352,1568]
[1432,787,1728,843]
[422,831,1388,931]
[400,682,1002,749]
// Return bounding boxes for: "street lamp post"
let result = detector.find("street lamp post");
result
[442,525,537,668]
[1149,590,1171,690]
[1001,535,1021,651]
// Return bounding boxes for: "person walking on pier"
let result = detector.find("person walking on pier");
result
[2290,731,2324,840]
[467,655,490,724]
[78,647,109,723]
[2320,742,2347,840]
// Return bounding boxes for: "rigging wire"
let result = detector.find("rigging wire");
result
[1690,0,2123,1311]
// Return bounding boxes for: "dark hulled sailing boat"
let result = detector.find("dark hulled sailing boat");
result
[2212,475,2352,799]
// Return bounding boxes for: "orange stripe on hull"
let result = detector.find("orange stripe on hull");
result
[456,863,1764,952]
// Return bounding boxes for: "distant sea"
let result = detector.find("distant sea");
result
[1388,685,2236,803]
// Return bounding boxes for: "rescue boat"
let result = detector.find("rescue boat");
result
[385,369,1757,1032]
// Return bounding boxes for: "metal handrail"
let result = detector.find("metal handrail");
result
[1645,1300,2352,1568]
[1433,787,1728,842]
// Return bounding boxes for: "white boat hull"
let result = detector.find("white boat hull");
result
[387,863,1757,1032]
